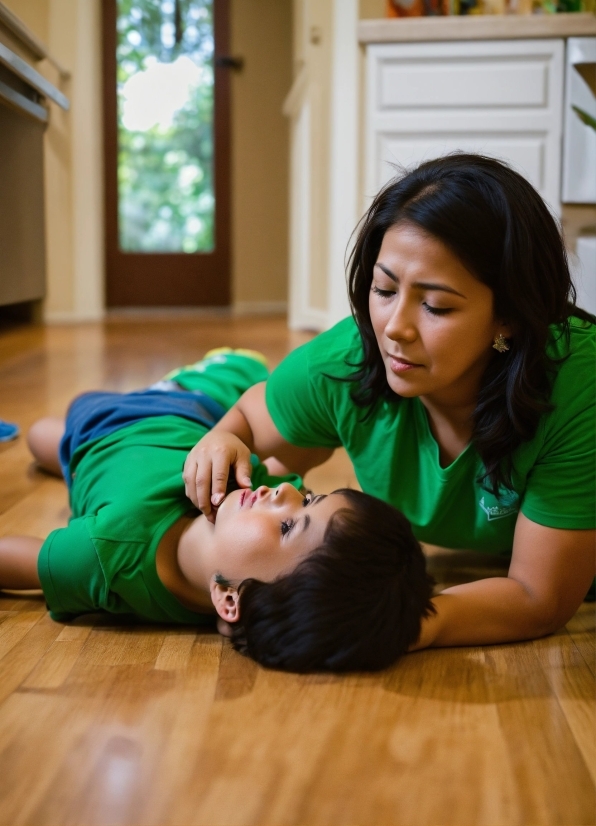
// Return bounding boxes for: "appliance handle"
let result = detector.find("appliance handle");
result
[0,78,47,122]
[0,41,69,110]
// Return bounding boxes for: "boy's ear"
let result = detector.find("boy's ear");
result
[210,577,241,623]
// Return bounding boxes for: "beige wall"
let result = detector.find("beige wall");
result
[5,0,293,318]
[230,0,293,310]
[286,0,360,328]
[359,0,385,17]
[4,0,47,39]
[302,0,334,313]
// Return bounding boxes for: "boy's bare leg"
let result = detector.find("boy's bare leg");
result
[0,537,43,589]
[27,417,65,477]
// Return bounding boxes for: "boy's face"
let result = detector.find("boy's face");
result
[190,483,350,584]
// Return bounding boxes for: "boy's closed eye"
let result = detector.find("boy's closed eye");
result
[281,493,326,538]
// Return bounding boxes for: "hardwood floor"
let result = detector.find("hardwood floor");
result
[0,315,593,826]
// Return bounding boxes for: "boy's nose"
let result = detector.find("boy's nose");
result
[271,482,295,503]
[254,483,297,506]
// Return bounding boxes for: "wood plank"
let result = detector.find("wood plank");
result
[0,610,43,660]
[214,638,259,700]
[486,643,595,825]
[566,603,596,676]
[154,629,197,672]
[0,612,63,705]
[75,626,166,668]
[533,630,596,785]
[21,625,93,689]
[0,475,69,535]
[25,635,222,826]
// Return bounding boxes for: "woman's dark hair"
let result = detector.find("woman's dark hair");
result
[230,488,435,673]
[347,153,594,494]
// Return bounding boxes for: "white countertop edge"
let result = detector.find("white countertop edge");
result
[358,12,596,43]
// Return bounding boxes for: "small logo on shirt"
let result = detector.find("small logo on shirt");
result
[479,492,519,521]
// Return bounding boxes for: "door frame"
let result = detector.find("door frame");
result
[102,0,231,307]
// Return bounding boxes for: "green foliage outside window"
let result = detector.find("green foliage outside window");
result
[116,0,214,253]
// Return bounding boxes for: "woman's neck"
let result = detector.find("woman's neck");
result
[155,516,214,613]
[419,395,476,467]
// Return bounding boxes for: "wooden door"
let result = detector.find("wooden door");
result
[102,0,230,307]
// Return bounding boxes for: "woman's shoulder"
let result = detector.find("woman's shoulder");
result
[302,316,361,363]
[536,316,595,444]
[547,316,595,396]
[266,317,366,447]
[547,316,595,356]
[274,316,362,381]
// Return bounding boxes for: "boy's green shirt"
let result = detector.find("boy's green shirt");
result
[38,416,302,623]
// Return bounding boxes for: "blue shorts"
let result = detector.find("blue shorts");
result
[59,389,225,486]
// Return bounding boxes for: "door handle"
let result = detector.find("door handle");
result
[215,55,244,72]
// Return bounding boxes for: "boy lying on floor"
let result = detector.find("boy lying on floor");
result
[0,349,434,673]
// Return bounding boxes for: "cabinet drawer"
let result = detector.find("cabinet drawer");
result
[378,55,548,110]
[370,40,562,113]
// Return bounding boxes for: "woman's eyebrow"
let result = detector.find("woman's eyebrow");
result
[375,263,466,298]
[414,281,466,298]
[375,263,397,281]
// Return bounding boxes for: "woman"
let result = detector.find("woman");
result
[184,154,595,651]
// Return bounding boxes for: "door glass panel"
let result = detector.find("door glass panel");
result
[116,0,214,253]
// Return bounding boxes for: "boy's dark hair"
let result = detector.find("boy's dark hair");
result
[230,488,435,673]
[346,153,595,495]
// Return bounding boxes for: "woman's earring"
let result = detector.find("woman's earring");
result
[492,333,510,353]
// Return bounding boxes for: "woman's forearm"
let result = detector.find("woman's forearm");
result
[412,576,564,650]
[211,404,255,452]
[412,519,596,651]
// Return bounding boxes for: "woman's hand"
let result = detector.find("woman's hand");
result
[183,382,333,518]
[183,430,253,519]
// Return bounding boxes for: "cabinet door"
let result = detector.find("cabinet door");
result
[0,104,45,307]
[562,37,596,204]
[365,39,564,214]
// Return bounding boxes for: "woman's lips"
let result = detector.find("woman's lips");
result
[388,356,422,374]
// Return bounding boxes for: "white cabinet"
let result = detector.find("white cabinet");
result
[365,39,565,214]
[562,37,596,204]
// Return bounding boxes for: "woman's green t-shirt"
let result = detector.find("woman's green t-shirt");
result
[266,316,595,553]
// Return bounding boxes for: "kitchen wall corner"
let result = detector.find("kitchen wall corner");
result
[43,0,104,323]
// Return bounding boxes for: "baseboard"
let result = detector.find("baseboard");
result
[232,301,288,317]
[44,309,106,324]
[44,303,289,323]
[288,307,328,332]
[105,306,232,321]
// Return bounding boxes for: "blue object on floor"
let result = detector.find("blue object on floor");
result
[0,420,19,442]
